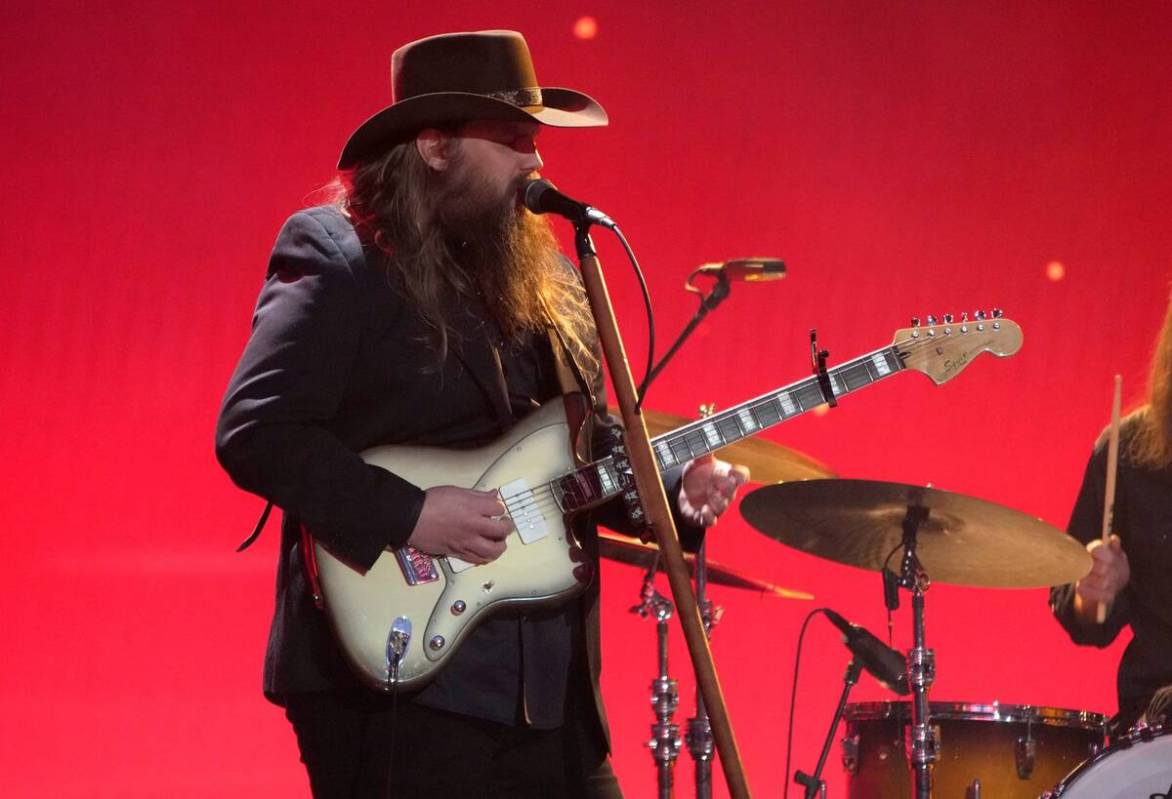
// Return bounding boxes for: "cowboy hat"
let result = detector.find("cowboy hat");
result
[338,30,608,169]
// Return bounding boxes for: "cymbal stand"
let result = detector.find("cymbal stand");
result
[685,539,722,799]
[632,564,681,799]
[895,499,937,799]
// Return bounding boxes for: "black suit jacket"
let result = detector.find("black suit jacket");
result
[216,206,696,745]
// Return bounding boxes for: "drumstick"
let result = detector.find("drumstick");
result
[1096,374,1122,624]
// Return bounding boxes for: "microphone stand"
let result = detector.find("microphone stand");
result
[639,275,731,402]
[794,658,865,799]
[572,222,752,798]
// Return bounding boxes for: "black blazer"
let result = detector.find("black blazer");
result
[216,206,695,743]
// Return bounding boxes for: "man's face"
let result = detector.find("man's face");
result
[448,120,544,214]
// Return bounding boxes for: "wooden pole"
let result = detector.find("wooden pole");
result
[574,228,752,798]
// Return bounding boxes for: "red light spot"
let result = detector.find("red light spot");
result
[574,16,598,40]
[1046,261,1065,282]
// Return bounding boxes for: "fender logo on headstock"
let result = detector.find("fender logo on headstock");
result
[940,349,969,375]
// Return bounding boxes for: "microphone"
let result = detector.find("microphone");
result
[823,608,910,695]
[697,258,786,282]
[521,179,615,229]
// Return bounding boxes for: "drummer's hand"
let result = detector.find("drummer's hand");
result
[678,455,750,527]
[1075,534,1130,610]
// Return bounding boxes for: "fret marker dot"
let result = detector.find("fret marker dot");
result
[1046,261,1065,282]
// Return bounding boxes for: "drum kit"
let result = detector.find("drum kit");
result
[602,419,1172,798]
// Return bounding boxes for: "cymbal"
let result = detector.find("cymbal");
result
[740,479,1091,588]
[613,407,836,483]
[598,531,813,600]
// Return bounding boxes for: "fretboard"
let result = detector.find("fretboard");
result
[553,345,905,513]
[650,345,905,470]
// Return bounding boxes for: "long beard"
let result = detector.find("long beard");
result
[435,169,563,341]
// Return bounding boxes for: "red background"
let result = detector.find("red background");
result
[3,2,1170,796]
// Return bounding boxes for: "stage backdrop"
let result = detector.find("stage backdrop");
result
[2,2,1170,796]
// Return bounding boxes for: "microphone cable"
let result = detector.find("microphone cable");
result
[602,222,657,410]
[784,607,828,799]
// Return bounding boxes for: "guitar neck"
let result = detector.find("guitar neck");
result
[650,344,905,470]
[554,345,905,512]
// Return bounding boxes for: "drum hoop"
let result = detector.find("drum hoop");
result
[843,700,1107,731]
[1047,724,1169,797]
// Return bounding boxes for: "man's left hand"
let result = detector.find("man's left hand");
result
[678,454,750,527]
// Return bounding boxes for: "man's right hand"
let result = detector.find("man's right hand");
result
[1074,534,1130,622]
[407,486,512,564]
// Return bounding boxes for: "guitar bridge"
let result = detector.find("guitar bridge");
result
[395,545,439,585]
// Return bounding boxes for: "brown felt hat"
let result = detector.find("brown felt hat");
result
[338,30,608,169]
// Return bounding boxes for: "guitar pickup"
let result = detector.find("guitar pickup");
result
[395,545,440,585]
[500,478,550,545]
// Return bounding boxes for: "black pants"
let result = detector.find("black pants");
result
[285,691,623,799]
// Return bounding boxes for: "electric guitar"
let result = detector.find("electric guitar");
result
[309,314,1022,690]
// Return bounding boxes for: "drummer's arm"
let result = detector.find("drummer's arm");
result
[1049,447,1132,645]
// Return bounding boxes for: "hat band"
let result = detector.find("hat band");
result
[486,87,543,109]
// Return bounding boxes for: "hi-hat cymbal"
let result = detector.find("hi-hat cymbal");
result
[740,479,1091,588]
[612,407,835,483]
[598,532,813,600]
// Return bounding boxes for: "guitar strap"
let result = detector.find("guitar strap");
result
[547,326,589,401]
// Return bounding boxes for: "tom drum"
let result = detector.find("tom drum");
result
[841,701,1105,798]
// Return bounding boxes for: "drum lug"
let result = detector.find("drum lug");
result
[840,733,860,775]
[1014,734,1037,779]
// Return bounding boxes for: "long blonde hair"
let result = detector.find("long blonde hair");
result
[1129,290,1172,469]
[340,140,596,375]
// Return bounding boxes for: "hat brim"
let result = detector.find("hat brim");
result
[338,88,608,169]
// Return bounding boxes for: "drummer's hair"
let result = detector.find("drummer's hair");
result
[1130,290,1172,469]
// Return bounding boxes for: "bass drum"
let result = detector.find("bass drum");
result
[1044,725,1172,798]
[842,701,1105,798]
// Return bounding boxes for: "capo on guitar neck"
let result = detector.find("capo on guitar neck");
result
[810,329,838,408]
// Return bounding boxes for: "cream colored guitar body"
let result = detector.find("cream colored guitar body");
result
[313,398,590,691]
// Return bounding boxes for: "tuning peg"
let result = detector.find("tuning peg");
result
[960,312,969,322]
[974,310,987,321]
[991,308,1003,319]
[910,316,921,328]
[943,313,954,324]
[926,314,938,326]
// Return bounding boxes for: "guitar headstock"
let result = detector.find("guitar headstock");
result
[893,309,1023,385]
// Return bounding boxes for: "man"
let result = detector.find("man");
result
[216,30,746,798]
[1050,292,1172,735]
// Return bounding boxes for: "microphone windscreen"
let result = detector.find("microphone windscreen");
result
[521,179,556,214]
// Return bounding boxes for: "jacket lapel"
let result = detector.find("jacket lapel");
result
[447,297,514,432]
